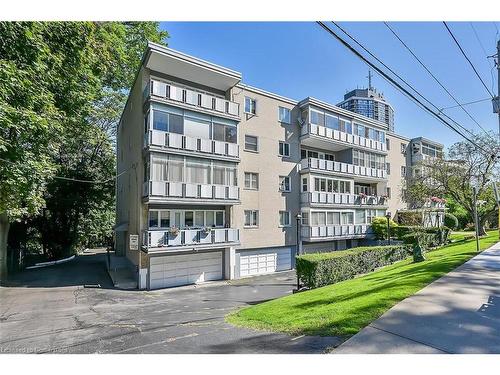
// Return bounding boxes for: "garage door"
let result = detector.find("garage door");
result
[238,247,292,277]
[149,251,222,289]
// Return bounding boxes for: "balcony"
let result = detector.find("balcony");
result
[301,123,386,153]
[300,158,387,180]
[142,228,239,252]
[301,192,388,207]
[144,80,240,119]
[144,130,239,160]
[301,224,370,241]
[143,181,240,204]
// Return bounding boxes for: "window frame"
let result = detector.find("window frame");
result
[244,134,259,152]
[278,141,290,157]
[244,210,259,228]
[279,176,291,192]
[278,106,291,124]
[279,211,291,227]
[244,172,259,190]
[244,97,257,115]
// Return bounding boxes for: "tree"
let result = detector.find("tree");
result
[0,22,168,280]
[406,132,500,236]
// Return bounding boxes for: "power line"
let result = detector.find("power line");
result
[0,157,131,184]
[439,97,491,111]
[443,21,495,98]
[316,21,492,157]
[384,22,495,141]
[330,21,480,144]
[469,22,496,93]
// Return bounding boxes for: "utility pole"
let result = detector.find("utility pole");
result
[493,182,500,239]
[496,39,500,140]
[472,186,480,253]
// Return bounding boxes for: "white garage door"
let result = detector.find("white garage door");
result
[238,247,292,277]
[149,251,222,289]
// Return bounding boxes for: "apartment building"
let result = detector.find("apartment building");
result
[116,43,442,290]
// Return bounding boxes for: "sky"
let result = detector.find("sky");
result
[159,22,500,149]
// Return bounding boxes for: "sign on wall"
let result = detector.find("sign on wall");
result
[129,234,139,251]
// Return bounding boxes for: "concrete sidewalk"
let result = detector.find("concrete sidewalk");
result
[334,241,500,354]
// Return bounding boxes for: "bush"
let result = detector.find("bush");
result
[297,245,412,289]
[371,216,398,240]
[444,213,459,230]
[400,226,450,248]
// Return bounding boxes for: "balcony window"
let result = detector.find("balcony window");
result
[339,119,352,134]
[355,209,366,224]
[311,212,326,226]
[341,212,354,225]
[310,109,324,126]
[244,210,259,227]
[185,158,211,184]
[325,114,339,130]
[244,172,259,190]
[245,97,256,115]
[213,123,237,143]
[169,113,183,134]
[278,107,291,124]
[302,178,308,192]
[160,211,170,228]
[185,211,194,227]
[278,141,290,157]
[152,110,168,131]
[149,211,159,228]
[279,176,291,192]
[213,161,237,186]
[279,211,291,227]
[194,211,205,227]
[184,116,210,140]
[301,212,309,225]
[244,135,258,152]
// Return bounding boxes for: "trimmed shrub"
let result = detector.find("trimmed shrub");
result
[297,245,412,289]
[444,213,459,230]
[371,216,398,240]
[400,226,450,248]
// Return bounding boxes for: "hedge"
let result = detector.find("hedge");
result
[297,245,412,289]
[399,226,450,247]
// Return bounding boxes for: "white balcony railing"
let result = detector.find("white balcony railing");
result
[301,224,369,239]
[302,123,386,152]
[300,192,388,206]
[145,80,240,117]
[143,228,239,248]
[301,158,387,179]
[143,181,239,201]
[144,130,239,159]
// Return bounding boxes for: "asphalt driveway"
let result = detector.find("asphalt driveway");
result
[0,251,340,354]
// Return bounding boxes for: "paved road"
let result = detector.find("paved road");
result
[0,252,340,354]
[334,241,500,354]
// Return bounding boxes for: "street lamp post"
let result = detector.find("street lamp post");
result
[295,213,302,292]
[385,212,392,245]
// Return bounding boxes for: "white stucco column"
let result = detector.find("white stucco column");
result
[225,246,236,279]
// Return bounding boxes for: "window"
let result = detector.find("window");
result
[184,211,194,227]
[279,176,291,192]
[386,187,391,198]
[194,211,204,227]
[213,161,237,186]
[244,210,259,227]
[325,114,339,130]
[401,166,406,177]
[213,123,237,143]
[386,138,391,150]
[244,172,259,190]
[386,162,391,175]
[401,143,406,154]
[245,97,256,115]
[302,178,308,192]
[149,211,159,228]
[152,110,168,131]
[341,212,354,225]
[301,212,309,225]
[244,135,258,152]
[278,107,291,124]
[310,110,324,126]
[355,209,366,224]
[279,211,291,227]
[184,116,210,139]
[278,141,290,157]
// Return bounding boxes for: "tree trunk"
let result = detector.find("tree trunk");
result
[0,211,10,283]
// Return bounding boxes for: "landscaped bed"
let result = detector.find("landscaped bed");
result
[226,231,499,338]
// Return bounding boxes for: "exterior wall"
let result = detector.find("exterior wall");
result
[385,132,409,219]
[116,67,148,267]
[232,87,300,251]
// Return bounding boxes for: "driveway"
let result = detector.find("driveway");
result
[0,251,339,354]
[334,241,500,354]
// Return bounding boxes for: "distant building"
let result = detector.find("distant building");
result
[337,72,395,131]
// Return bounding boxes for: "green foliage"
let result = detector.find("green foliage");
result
[444,212,459,230]
[1,22,168,262]
[370,216,398,240]
[400,226,450,249]
[296,245,412,289]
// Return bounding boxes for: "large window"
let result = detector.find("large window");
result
[279,176,291,192]
[213,161,237,186]
[152,110,169,131]
[148,210,224,229]
[279,211,291,227]
[244,172,259,190]
[310,109,325,126]
[245,97,256,114]
[244,135,258,152]
[278,107,291,124]
[278,141,290,157]
[352,149,386,170]
[244,210,259,227]
[313,177,351,193]
[213,123,237,143]
[185,157,211,184]
[184,116,210,139]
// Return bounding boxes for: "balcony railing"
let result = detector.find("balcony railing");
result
[302,123,386,152]
[144,80,240,118]
[143,181,239,201]
[301,224,369,240]
[301,158,387,179]
[143,228,239,249]
[301,192,387,206]
[144,130,239,159]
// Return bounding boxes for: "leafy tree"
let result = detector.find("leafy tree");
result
[406,132,500,236]
[0,22,168,279]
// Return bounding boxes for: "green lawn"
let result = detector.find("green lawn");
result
[227,231,499,338]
